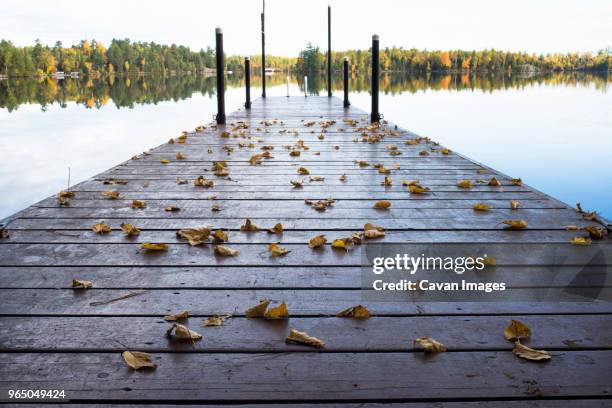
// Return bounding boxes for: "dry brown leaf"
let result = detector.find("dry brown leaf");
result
[165,206,180,212]
[570,236,592,246]
[211,205,221,212]
[457,179,473,189]
[309,234,327,249]
[176,152,185,160]
[176,226,211,246]
[264,302,289,319]
[583,226,607,239]
[269,242,290,257]
[165,323,202,341]
[504,319,531,341]
[0,227,9,239]
[212,229,229,243]
[337,305,371,319]
[92,222,111,234]
[364,229,386,239]
[355,160,369,167]
[58,190,75,206]
[339,174,348,182]
[72,279,92,289]
[381,176,393,186]
[240,218,260,232]
[414,337,446,352]
[409,184,430,194]
[364,223,385,232]
[510,178,523,186]
[488,177,501,186]
[374,200,391,209]
[202,314,231,327]
[473,203,491,211]
[289,150,301,157]
[121,223,140,236]
[285,328,325,348]
[245,299,271,317]
[291,180,304,188]
[512,341,551,361]
[267,223,284,234]
[102,190,120,200]
[309,176,325,182]
[510,200,520,210]
[176,177,188,185]
[214,245,238,256]
[164,310,189,321]
[297,167,310,175]
[194,176,214,188]
[331,237,354,251]
[131,199,147,209]
[141,242,168,251]
[122,351,156,370]
[419,150,429,156]
[502,220,528,229]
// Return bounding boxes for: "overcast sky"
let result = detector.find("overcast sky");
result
[2,0,611,55]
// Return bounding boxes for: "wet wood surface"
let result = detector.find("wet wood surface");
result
[0,96,610,405]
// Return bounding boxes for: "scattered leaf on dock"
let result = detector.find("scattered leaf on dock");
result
[286,329,325,348]
[122,351,156,370]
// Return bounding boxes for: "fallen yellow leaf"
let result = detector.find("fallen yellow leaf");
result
[102,190,120,199]
[267,223,283,234]
[510,200,520,210]
[488,177,501,186]
[502,220,528,229]
[240,219,260,232]
[176,226,211,246]
[164,310,189,321]
[269,242,290,257]
[122,351,156,370]
[264,302,289,319]
[473,203,491,211]
[214,245,238,256]
[160,159,169,164]
[121,223,140,236]
[512,341,551,361]
[570,236,592,246]
[309,234,327,249]
[202,314,231,327]
[194,176,214,188]
[72,279,92,289]
[212,229,229,243]
[165,323,202,341]
[285,329,325,348]
[374,200,391,209]
[245,299,271,317]
[141,242,168,251]
[504,319,531,341]
[92,222,111,234]
[131,199,147,209]
[457,179,473,189]
[414,336,446,352]
[337,305,371,318]
[176,152,185,160]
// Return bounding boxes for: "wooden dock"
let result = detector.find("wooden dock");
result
[0,96,610,406]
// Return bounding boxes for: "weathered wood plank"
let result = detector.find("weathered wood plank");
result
[1,289,610,315]
[0,351,609,400]
[0,265,605,289]
[1,315,609,351]
[1,242,610,267]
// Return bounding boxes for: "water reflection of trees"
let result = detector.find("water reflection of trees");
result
[1,71,608,112]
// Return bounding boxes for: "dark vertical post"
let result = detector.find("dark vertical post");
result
[371,34,380,123]
[327,4,332,97]
[261,0,266,98]
[215,27,226,125]
[343,57,350,108]
[244,57,251,109]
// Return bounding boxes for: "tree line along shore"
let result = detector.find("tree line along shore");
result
[1,39,610,78]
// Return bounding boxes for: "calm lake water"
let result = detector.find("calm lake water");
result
[1,73,611,220]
